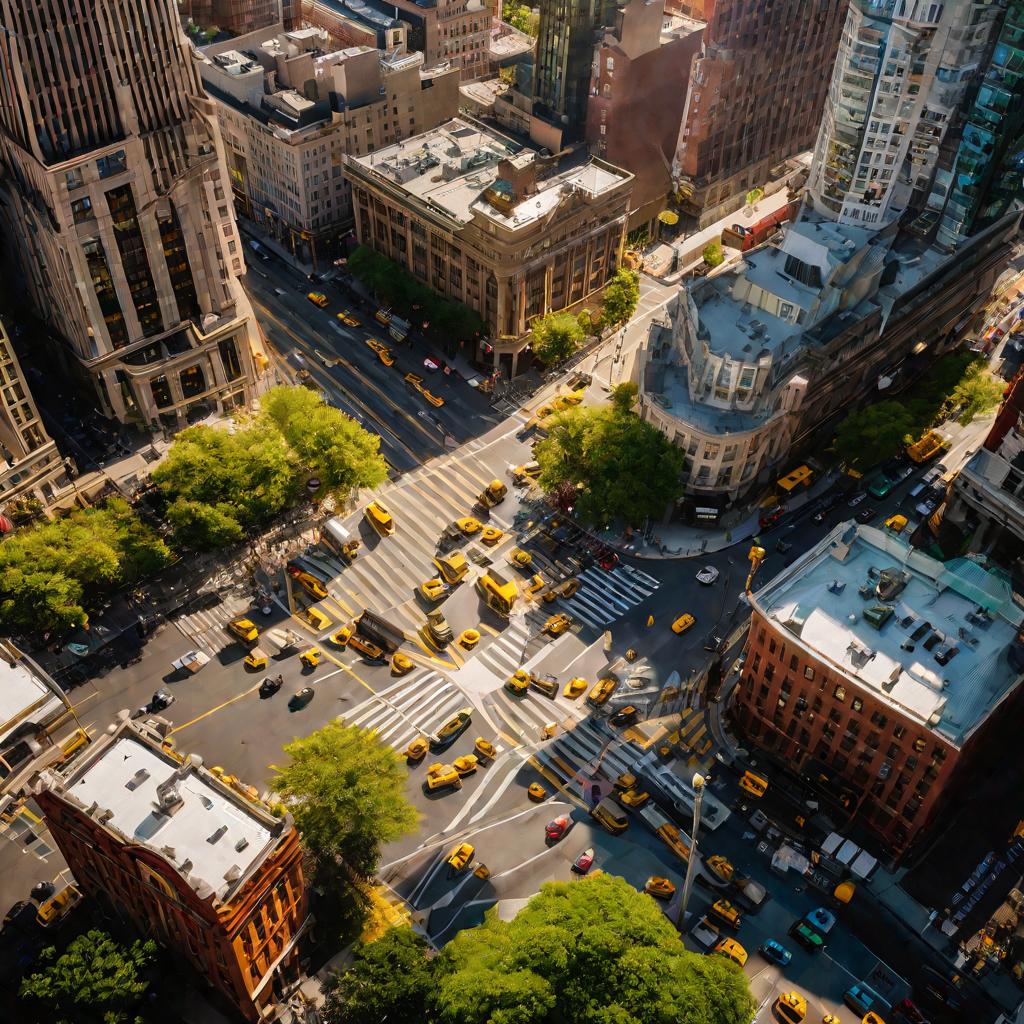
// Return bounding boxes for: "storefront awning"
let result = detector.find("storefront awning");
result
[776,465,812,491]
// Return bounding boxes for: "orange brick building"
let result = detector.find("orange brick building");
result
[733,523,1024,859]
[33,715,308,1022]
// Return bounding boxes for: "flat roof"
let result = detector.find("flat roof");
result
[66,734,276,899]
[752,522,1024,746]
[351,118,630,228]
[0,655,63,746]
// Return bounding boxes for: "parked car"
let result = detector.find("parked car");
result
[848,492,867,507]
[856,505,876,523]
[916,497,940,518]
[759,939,792,966]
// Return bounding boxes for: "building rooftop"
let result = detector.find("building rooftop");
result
[58,726,280,900]
[350,118,631,228]
[752,521,1024,746]
[0,650,64,749]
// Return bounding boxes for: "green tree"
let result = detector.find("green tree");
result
[600,268,640,327]
[322,928,436,1024]
[261,386,388,498]
[271,721,418,877]
[536,404,683,526]
[833,400,918,469]
[20,928,156,1024]
[531,312,585,366]
[945,361,1005,424]
[152,421,297,549]
[0,501,170,635]
[610,381,638,415]
[502,1,538,35]
[703,241,725,267]
[745,187,764,210]
[433,874,754,1024]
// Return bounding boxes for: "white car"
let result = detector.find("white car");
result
[848,493,867,507]
[696,565,720,585]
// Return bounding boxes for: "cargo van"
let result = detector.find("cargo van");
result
[844,982,890,1018]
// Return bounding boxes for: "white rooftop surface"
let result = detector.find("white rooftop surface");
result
[0,658,62,742]
[754,523,1024,746]
[71,737,273,895]
[356,119,628,227]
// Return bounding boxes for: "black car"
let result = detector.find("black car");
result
[856,505,876,523]
[610,706,638,726]
[259,675,284,698]
[148,688,174,713]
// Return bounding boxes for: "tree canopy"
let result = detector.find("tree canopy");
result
[702,241,725,267]
[261,386,388,496]
[322,927,435,1024]
[945,361,1004,424]
[501,1,539,35]
[152,420,297,549]
[153,386,386,549]
[531,312,585,366]
[536,404,683,527]
[601,268,640,328]
[324,877,755,1024]
[832,400,917,469]
[271,720,418,877]
[20,928,156,1024]
[0,498,171,635]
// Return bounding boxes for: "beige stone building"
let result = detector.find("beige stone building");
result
[200,26,460,263]
[0,319,69,518]
[344,118,633,373]
[0,0,264,429]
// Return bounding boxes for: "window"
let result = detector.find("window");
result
[912,737,926,753]
[851,698,863,713]
[803,666,814,680]
[65,168,84,190]
[71,196,93,223]
[97,150,127,178]
[893,725,906,740]
[789,655,798,670]
[833,685,846,702]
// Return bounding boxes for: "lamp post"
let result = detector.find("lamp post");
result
[676,771,706,930]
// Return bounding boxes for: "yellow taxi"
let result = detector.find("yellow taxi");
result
[525,573,546,596]
[433,552,468,584]
[391,652,414,676]
[289,568,328,600]
[244,648,269,671]
[453,754,478,776]
[455,516,482,535]
[365,338,395,365]
[480,525,503,545]
[563,677,588,699]
[425,762,461,792]
[435,707,472,744]
[884,513,908,533]
[303,606,332,631]
[419,578,448,602]
[227,617,259,643]
[458,628,480,650]
[644,877,675,900]
[365,500,395,536]
[299,648,322,670]
[446,843,474,872]
[36,884,82,928]
[474,737,497,760]
[349,634,384,660]
[710,898,741,929]
[506,669,530,695]
[544,613,573,637]
[528,782,547,801]
[773,992,807,1024]
[713,938,748,968]
[405,736,429,762]
[706,854,735,883]
[587,677,617,707]
[512,461,541,484]
[508,548,533,568]
[616,772,638,790]
[307,291,329,308]
[738,770,768,798]
[619,788,650,808]
[337,309,361,327]
[329,625,353,648]
[420,388,445,408]
[671,612,695,634]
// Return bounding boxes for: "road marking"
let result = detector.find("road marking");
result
[170,682,264,734]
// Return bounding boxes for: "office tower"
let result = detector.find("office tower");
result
[0,0,264,428]
[672,0,847,228]
[34,716,309,1023]
[806,0,1003,229]
[934,0,1024,250]
[183,0,280,35]
[534,0,617,133]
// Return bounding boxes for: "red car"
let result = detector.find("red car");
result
[545,815,570,842]
[572,847,594,874]
[598,552,619,571]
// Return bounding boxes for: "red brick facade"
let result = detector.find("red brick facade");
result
[733,609,959,857]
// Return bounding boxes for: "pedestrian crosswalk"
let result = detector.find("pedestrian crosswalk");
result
[341,670,475,753]
[556,564,661,630]
[170,594,254,654]
[474,617,531,678]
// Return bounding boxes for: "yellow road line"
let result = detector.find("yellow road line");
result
[325,594,354,618]
[478,622,500,638]
[527,755,587,811]
[170,682,263,734]
[318,645,377,696]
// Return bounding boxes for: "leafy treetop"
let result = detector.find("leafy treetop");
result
[531,312,585,366]
[600,268,640,328]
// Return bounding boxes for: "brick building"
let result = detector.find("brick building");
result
[33,715,308,1022]
[344,118,632,374]
[733,521,1024,859]
[584,0,703,234]
[672,0,846,228]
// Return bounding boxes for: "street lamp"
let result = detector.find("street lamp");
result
[676,772,706,930]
